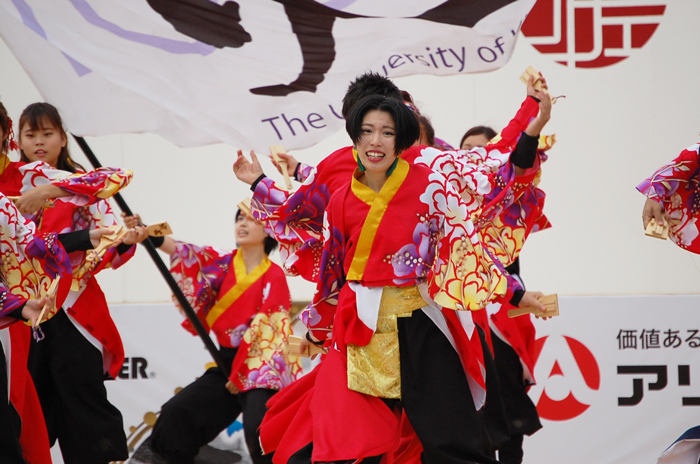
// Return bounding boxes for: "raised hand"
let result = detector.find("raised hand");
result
[527,72,548,97]
[15,184,57,215]
[233,150,264,185]
[121,212,142,229]
[271,150,299,178]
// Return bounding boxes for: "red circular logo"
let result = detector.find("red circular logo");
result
[530,335,600,421]
[521,0,666,68]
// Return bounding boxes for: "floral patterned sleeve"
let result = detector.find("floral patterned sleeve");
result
[19,162,133,206]
[475,154,541,230]
[295,162,314,183]
[252,177,308,243]
[170,241,231,335]
[425,171,517,311]
[0,194,72,327]
[413,146,510,216]
[0,286,25,319]
[637,143,700,254]
[252,168,332,278]
[637,143,700,202]
[300,207,345,342]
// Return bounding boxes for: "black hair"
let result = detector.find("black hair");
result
[419,115,435,147]
[459,125,497,149]
[346,95,420,156]
[235,209,278,255]
[341,72,402,119]
[0,101,9,153]
[18,102,86,173]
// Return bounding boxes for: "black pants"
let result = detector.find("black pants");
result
[491,333,542,464]
[27,309,127,464]
[476,325,511,453]
[0,340,25,464]
[150,361,277,464]
[397,309,500,464]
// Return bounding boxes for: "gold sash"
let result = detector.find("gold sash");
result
[346,159,409,281]
[347,285,426,399]
[205,252,270,327]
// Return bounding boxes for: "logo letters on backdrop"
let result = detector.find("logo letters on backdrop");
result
[521,0,666,68]
[530,335,600,421]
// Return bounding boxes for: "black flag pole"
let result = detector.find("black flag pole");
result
[72,135,230,378]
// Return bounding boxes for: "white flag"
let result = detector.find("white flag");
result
[0,0,535,150]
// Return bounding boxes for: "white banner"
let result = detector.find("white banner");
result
[67,297,700,463]
[524,295,700,464]
[0,0,535,150]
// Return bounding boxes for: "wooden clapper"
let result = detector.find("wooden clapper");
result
[71,225,129,291]
[508,294,559,318]
[645,218,669,240]
[34,276,61,331]
[237,197,255,220]
[269,145,294,191]
[288,335,327,358]
[146,222,173,237]
[520,65,561,104]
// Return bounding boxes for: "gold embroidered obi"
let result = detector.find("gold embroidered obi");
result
[347,285,427,399]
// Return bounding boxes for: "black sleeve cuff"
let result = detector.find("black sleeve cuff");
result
[509,289,525,307]
[510,132,539,169]
[250,174,266,192]
[293,163,302,182]
[8,303,27,321]
[147,235,165,248]
[58,229,93,253]
[116,242,133,255]
[504,257,520,277]
[528,95,541,103]
[305,331,325,346]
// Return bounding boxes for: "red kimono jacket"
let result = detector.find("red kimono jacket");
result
[262,160,518,463]
[0,154,134,377]
[252,96,543,282]
[637,142,700,253]
[170,243,301,391]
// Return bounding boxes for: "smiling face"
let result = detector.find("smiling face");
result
[461,133,490,150]
[356,109,397,174]
[19,117,66,167]
[235,212,268,249]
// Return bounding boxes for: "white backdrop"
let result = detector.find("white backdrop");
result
[46,297,700,463]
